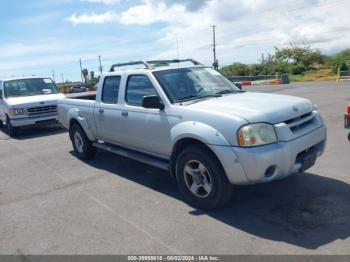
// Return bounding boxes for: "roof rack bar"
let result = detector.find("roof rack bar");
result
[109,61,152,72]
[109,58,204,72]
[146,59,203,66]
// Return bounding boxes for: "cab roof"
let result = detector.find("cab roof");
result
[0,76,51,82]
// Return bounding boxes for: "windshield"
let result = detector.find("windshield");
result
[4,78,59,98]
[153,67,240,103]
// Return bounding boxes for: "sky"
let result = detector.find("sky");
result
[0,0,349,81]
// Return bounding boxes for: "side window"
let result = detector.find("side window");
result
[126,75,157,106]
[102,76,121,104]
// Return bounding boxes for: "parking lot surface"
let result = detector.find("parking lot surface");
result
[0,81,349,255]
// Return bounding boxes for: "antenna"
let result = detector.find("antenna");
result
[176,36,180,60]
[52,70,56,82]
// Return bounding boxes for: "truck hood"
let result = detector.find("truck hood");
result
[6,94,65,108]
[188,92,314,124]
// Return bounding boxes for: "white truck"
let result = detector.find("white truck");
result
[58,59,327,210]
[0,77,64,136]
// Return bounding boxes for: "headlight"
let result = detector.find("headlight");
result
[238,123,277,147]
[9,108,25,116]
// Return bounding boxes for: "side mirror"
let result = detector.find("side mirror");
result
[142,95,164,110]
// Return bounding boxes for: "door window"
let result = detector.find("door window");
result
[126,75,157,106]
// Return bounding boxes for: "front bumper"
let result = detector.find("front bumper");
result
[9,114,59,127]
[211,125,327,185]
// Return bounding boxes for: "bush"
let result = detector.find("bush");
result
[290,64,306,75]
[220,63,250,77]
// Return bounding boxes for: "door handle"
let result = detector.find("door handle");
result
[121,111,128,117]
[98,108,104,113]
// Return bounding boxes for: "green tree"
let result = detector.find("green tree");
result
[274,44,324,70]
[328,49,350,73]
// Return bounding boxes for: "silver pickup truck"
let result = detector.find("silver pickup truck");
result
[58,59,327,210]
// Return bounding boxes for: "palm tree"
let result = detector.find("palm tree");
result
[82,68,89,83]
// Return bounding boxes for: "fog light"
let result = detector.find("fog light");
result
[265,165,276,178]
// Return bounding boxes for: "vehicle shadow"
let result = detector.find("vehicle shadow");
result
[0,123,66,140]
[84,150,350,250]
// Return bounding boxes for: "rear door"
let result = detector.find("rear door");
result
[95,75,127,144]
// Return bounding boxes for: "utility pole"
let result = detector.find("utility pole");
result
[98,55,103,75]
[211,25,218,70]
[79,58,83,83]
[52,70,56,82]
[61,73,64,83]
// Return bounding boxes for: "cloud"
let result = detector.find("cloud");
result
[157,0,210,11]
[117,0,350,64]
[79,0,121,4]
[4,0,350,81]
[66,11,119,25]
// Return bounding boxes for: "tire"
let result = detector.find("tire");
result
[70,124,96,160]
[348,132,350,141]
[175,144,233,210]
[6,116,18,137]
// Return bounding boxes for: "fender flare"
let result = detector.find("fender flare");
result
[67,108,96,141]
[170,121,231,150]
[170,121,248,185]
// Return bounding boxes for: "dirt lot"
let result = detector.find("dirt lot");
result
[0,81,349,255]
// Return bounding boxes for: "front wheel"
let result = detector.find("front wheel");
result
[70,124,96,160]
[348,132,350,141]
[176,145,233,210]
[6,116,18,137]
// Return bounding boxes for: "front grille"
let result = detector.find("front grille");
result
[26,105,57,116]
[284,111,315,132]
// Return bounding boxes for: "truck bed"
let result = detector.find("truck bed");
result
[64,91,96,100]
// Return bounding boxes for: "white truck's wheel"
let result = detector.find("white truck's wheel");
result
[70,124,96,160]
[176,144,233,210]
[6,116,18,137]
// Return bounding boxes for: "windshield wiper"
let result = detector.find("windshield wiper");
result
[177,94,221,103]
[215,89,238,95]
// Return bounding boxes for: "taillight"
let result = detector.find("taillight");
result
[347,105,350,115]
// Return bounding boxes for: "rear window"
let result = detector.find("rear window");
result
[102,76,121,104]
